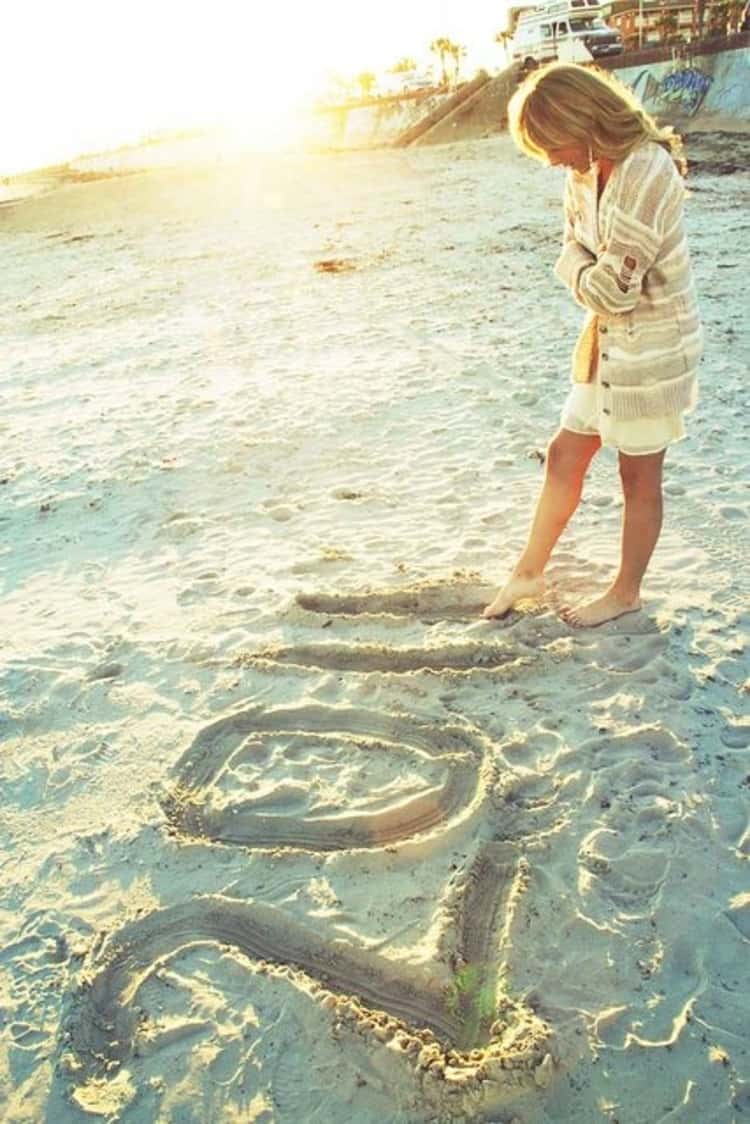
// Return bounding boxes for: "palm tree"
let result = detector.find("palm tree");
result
[429,37,452,85]
[389,57,418,74]
[494,28,514,63]
[355,71,377,99]
[448,42,467,85]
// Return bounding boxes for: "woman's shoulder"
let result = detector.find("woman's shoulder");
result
[614,142,682,211]
[619,141,679,184]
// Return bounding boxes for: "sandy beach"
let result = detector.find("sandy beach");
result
[1,130,748,1123]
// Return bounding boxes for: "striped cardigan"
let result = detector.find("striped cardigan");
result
[554,141,703,421]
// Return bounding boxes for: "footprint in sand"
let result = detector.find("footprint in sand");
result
[574,725,724,1052]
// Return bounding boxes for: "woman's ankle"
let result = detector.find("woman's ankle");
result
[512,562,544,582]
[510,566,546,584]
[609,579,641,605]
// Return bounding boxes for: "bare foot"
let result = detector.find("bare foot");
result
[481,575,544,619]
[560,590,641,628]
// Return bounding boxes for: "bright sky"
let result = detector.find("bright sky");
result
[2,1,510,174]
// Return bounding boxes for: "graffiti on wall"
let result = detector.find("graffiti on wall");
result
[630,65,714,115]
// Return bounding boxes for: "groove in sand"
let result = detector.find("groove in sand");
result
[161,702,493,851]
[63,694,551,1112]
[295,580,496,622]
[235,641,533,674]
[62,844,548,1092]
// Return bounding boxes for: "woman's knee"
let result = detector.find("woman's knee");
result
[618,451,665,495]
[546,432,598,480]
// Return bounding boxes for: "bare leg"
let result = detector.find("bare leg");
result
[482,429,601,618]
[562,448,665,628]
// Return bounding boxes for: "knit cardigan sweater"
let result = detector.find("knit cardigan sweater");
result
[554,140,703,421]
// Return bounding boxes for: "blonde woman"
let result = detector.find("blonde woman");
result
[482,62,702,626]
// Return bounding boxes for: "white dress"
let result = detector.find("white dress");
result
[560,370,697,455]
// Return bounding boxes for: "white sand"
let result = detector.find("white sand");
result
[0,135,748,1123]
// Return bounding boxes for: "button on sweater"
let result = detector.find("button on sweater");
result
[554,141,703,421]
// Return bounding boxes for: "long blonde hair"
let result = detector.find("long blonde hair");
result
[508,62,686,175]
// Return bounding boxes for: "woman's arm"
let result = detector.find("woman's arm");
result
[554,146,681,317]
[556,174,597,309]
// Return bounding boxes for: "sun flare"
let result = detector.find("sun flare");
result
[2,0,501,172]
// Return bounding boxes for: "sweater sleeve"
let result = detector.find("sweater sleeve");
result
[555,174,597,308]
[556,147,678,317]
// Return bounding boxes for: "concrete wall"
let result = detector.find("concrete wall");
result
[409,65,522,146]
[307,91,454,150]
[613,44,750,123]
[308,44,748,151]
[395,72,493,146]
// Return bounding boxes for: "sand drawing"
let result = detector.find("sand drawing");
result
[161,703,495,850]
[247,580,539,674]
[62,846,549,1113]
[296,580,497,622]
[235,641,534,674]
[61,591,554,1118]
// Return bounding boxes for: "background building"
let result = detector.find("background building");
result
[507,0,747,49]
[595,0,747,46]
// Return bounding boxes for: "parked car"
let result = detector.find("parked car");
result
[511,4,623,66]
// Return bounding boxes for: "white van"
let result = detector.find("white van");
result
[511,1,623,66]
